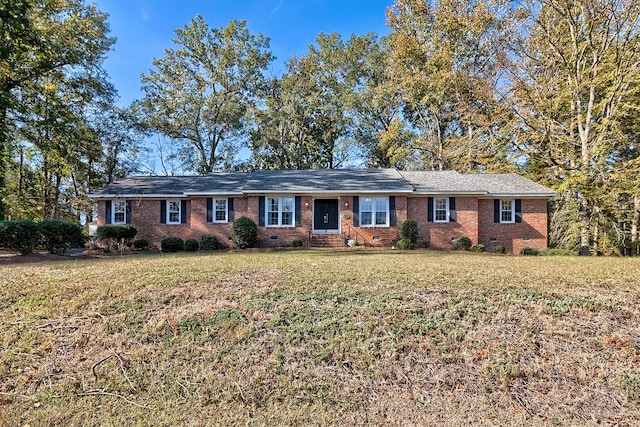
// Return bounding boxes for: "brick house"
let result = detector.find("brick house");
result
[89,169,556,253]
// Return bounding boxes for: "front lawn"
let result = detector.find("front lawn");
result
[1,251,639,425]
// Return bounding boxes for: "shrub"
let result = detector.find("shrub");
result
[399,219,419,244]
[96,225,137,252]
[184,239,199,252]
[493,245,506,254]
[37,219,86,254]
[133,239,149,250]
[231,216,257,249]
[200,234,221,250]
[472,244,485,253]
[161,237,184,252]
[453,236,472,251]
[520,247,541,256]
[396,238,414,250]
[291,238,303,248]
[422,241,431,249]
[0,219,38,255]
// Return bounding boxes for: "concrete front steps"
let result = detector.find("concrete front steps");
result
[309,234,347,248]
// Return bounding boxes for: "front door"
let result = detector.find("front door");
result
[313,199,339,233]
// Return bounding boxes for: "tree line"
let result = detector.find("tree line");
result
[1,0,639,254]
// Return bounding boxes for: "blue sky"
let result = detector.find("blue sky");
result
[94,0,393,106]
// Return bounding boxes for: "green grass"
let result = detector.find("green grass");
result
[1,250,640,425]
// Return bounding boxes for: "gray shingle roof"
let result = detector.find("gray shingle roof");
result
[88,173,247,197]
[461,173,557,197]
[89,169,556,198]
[242,169,414,193]
[398,171,482,194]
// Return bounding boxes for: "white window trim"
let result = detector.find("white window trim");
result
[360,196,389,227]
[433,197,449,223]
[266,196,295,227]
[213,198,228,223]
[500,199,515,224]
[112,200,127,224]
[167,200,182,225]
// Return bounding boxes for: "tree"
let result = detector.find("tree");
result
[250,33,355,169]
[386,0,511,172]
[139,17,273,174]
[509,0,640,254]
[0,0,114,219]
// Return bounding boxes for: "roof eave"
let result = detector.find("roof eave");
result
[483,193,557,198]
[410,191,486,196]
[244,189,415,194]
[183,191,244,196]
[88,193,186,199]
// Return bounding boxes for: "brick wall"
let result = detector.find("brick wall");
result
[477,198,548,254]
[96,195,549,252]
[97,198,235,249]
[338,196,404,248]
[253,196,313,247]
[407,197,479,249]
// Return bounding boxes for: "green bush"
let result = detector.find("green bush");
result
[37,219,86,254]
[399,219,419,244]
[453,236,472,251]
[200,234,221,250]
[231,216,257,249]
[96,225,138,251]
[133,239,149,250]
[422,241,431,249]
[184,239,199,252]
[0,219,38,255]
[493,245,506,254]
[520,247,541,256]
[291,238,303,247]
[472,244,485,252]
[161,237,184,252]
[396,238,414,250]
[544,248,575,256]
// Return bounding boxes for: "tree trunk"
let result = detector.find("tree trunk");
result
[632,195,640,256]
[592,210,599,256]
[579,196,591,256]
[0,104,7,220]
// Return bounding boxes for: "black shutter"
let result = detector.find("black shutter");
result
[449,197,456,222]
[295,196,301,227]
[515,199,522,223]
[181,200,187,223]
[259,196,265,227]
[105,200,112,224]
[389,196,396,226]
[126,201,132,224]
[160,200,166,224]
[494,200,500,223]
[206,198,213,222]
[353,196,359,227]
[228,198,234,222]
[427,197,434,222]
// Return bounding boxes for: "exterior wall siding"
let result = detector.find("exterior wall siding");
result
[95,195,549,253]
[477,198,548,254]
[407,196,479,250]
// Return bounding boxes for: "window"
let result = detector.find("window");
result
[266,197,294,227]
[434,198,449,222]
[360,197,388,226]
[113,201,127,224]
[214,199,227,223]
[167,200,181,224]
[500,200,515,223]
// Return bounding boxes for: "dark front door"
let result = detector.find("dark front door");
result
[313,199,339,232]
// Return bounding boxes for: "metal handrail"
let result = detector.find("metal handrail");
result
[342,223,369,247]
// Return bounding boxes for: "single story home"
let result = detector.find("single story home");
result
[89,169,556,253]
